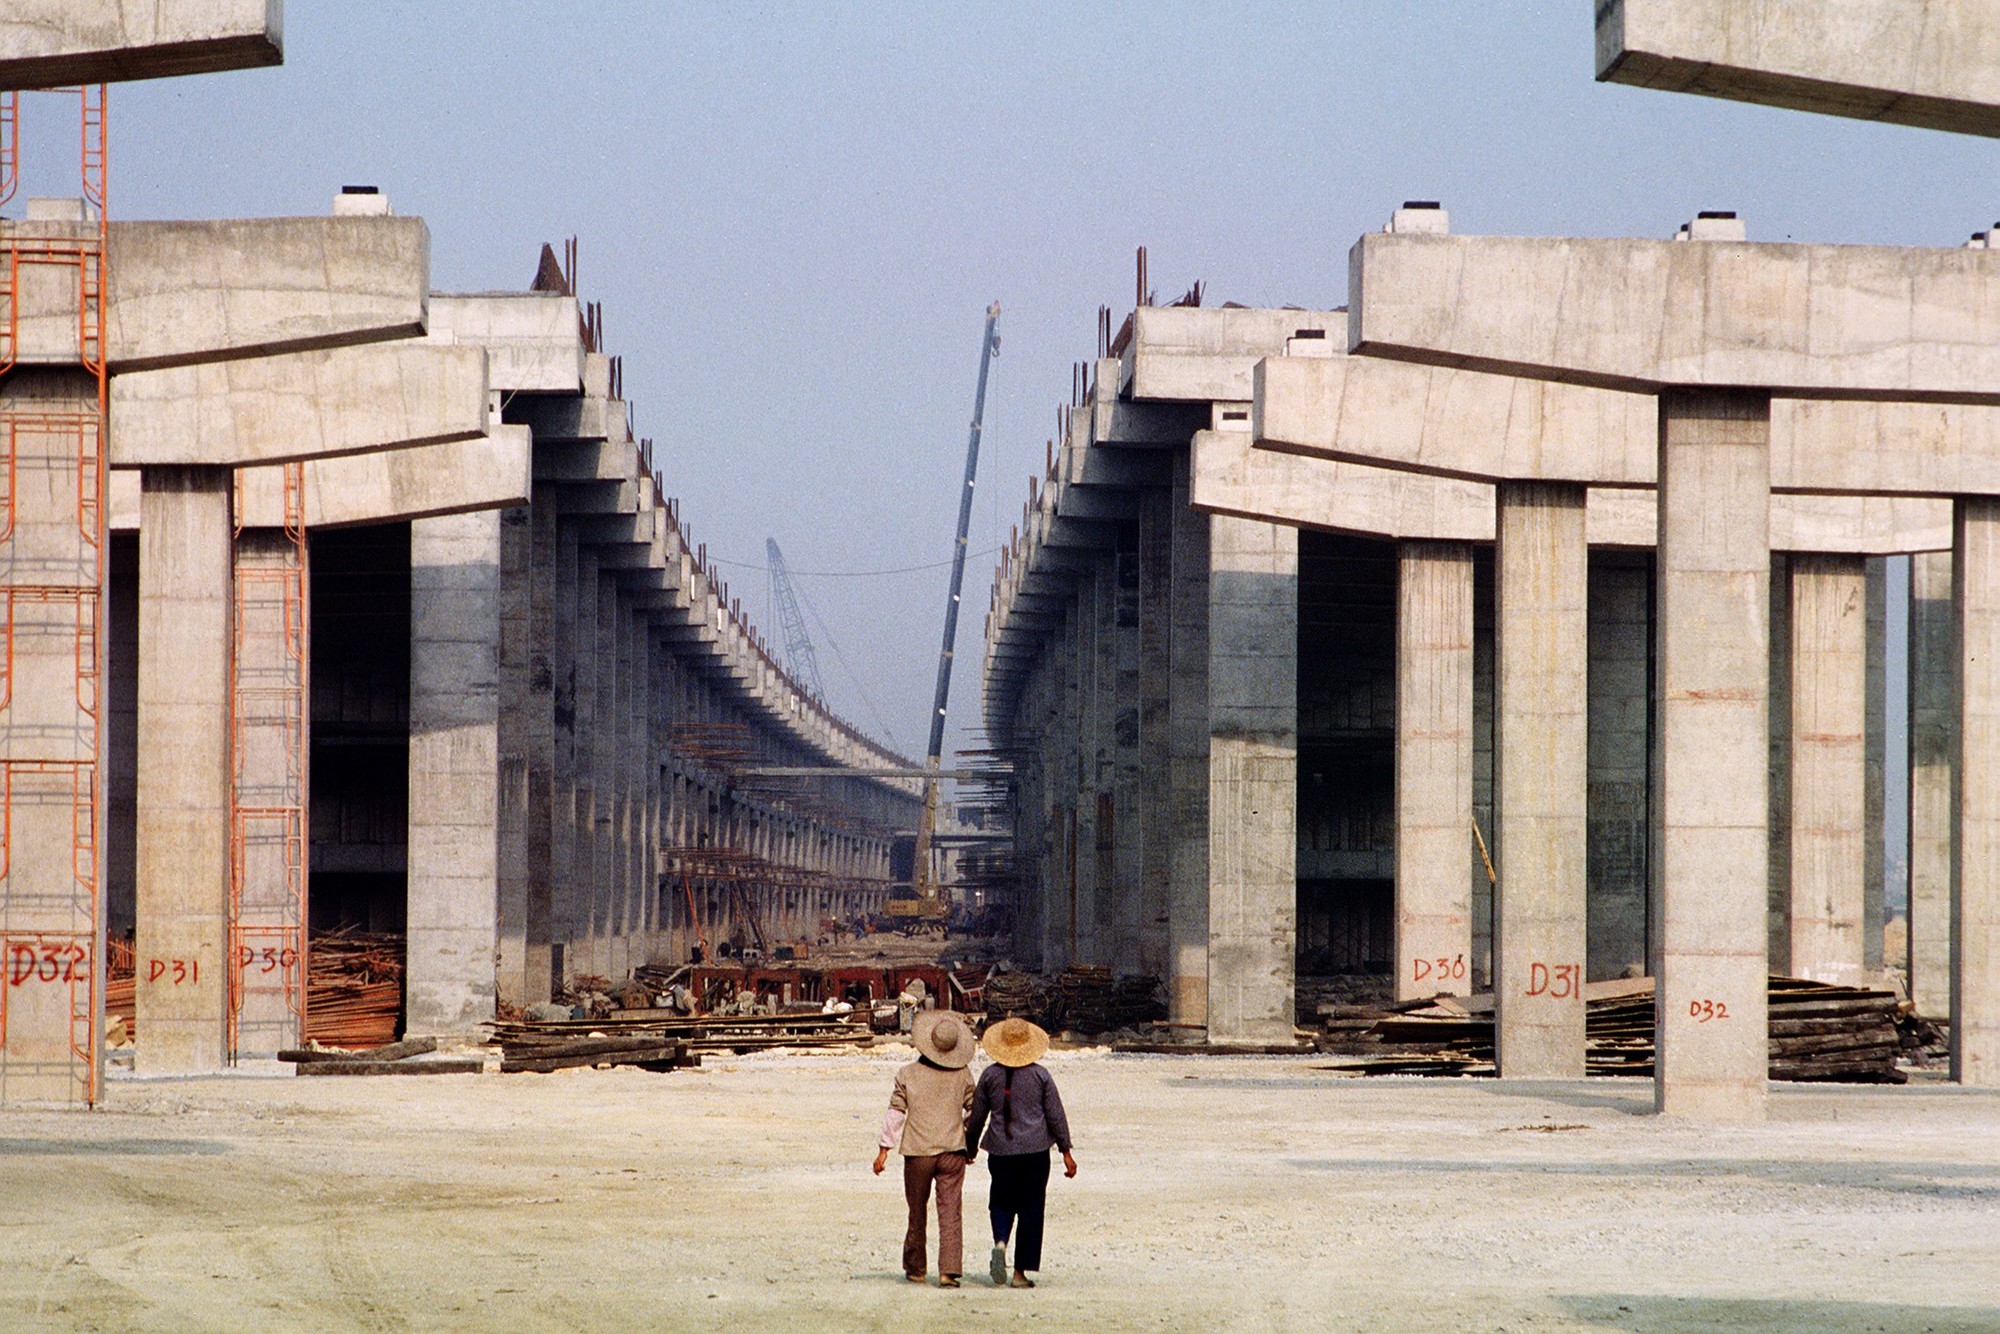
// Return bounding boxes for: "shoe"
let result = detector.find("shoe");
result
[1009,1273,1036,1289]
[990,1246,1008,1286]
[940,1275,961,1289]
[905,1273,926,1284]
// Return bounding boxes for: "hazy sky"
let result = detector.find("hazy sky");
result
[50,4,2000,804]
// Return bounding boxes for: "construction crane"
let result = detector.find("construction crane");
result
[765,537,827,699]
[888,300,1001,935]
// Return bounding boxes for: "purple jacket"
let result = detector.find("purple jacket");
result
[966,1061,1071,1156]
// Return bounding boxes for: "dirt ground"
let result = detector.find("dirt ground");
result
[2,1048,1997,1333]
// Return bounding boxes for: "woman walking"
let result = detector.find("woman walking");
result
[964,1017,1076,1288]
[872,1009,977,1287]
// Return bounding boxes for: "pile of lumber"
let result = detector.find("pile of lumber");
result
[280,1037,481,1077]
[984,970,1044,1025]
[1316,976,1916,1083]
[486,1009,870,1073]
[305,929,404,1049]
[1048,965,1165,1035]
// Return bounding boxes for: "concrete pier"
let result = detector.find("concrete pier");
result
[1206,514,1296,1045]
[1910,549,1955,1018]
[1785,554,1868,984]
[404,511,502,1039]
[1167,451,1211,1026]
[1655,390,1771,1121]
[1955,499,2000,1086]
[1394,542,1475,1001]
[135,467,234,1075]
[1493,483,1588,1078]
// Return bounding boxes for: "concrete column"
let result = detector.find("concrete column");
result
[573,547,601,976]
[1137,489,1173,978]
[1864,558,1887,974]
[1786,553,1868,984]
[521,497,559,1002]
[1167,451,1211,1025]
[1394,541,1475,1002]
[496,505,532,1006]
[1493,482,1588,1078]
[1954,500,2000,1086]
[1112,541,1144,967]
[1655,390,1771,1122]
[135,466,233,1075]
[1586,557,1651,980]
[1909,549,1954,1018]
[405,511,501,1039]
[548,515,579,990]
[227,528,308,1057]
[1206,515,1296,1046]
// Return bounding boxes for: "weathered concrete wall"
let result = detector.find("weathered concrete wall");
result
[1395,542,1475,1000]
[1786,555,1869,984]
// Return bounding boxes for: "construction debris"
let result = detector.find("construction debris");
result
[486,1010,871,1073]
[1312,976,1926,1083]
[306,928,405,1049]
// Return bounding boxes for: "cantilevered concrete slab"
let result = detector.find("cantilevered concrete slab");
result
[103,217,431,371]
[108,343,487,466]
[0,0,280,89]
[1348,231,2000,400]
[1597,0,2000,138]
[426,293,584,394]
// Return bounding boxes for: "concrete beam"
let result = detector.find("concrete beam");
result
[0,0,280,89]
[105,218,431,372]
[1193,424,1952,553]
[109,343,487,467]
[1348,231,2000,401]
[233,427,532,529]
[1124,305,1344,403]
[1597,0,2000,139]
[427,292,583,393]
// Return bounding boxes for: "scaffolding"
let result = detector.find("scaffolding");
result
[227,462,308,1061]
[0,86,109,1106]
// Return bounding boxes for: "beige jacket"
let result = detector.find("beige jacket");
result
[879,1059,975,1157]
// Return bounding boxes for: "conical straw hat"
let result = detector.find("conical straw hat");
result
[980,1016,1050,1068]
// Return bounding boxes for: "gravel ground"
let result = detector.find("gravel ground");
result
[1,1046,1996,1332]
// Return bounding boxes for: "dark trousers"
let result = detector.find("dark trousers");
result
[902,1153,965,1277]
[987,1150,1052,1272]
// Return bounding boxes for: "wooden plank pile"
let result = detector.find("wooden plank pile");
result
[486,1009,871,1073]
[280,1037,482,1076]
[1048,965,1166,1035]
[1315,976,1916,1083]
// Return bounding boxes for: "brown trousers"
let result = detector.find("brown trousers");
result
[901,1152,966,1278]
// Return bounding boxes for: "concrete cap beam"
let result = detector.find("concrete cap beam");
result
[1597,0,2000,139]
[1349,230,2000,400]
[105,217,431,372]
[0,0,280,89]
[108,342,487,467]
[426,292,583,392]
[231,426,531,528]
[1122,305,1344,403]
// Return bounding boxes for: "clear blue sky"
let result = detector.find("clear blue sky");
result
[51,4,1996,833]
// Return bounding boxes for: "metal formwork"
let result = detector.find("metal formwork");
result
[0,87,108,1106]
[227,463,308,1060]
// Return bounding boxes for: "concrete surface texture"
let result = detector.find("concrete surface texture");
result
[1785,555,1869,985]
[1955,499,2000,1086]
[1494,482,1589,1078]
[1598,0,2000,138]
[0,0,280,89]
[2,1052,1998,1331]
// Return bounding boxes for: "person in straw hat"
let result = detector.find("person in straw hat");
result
[964,1017,1075,1288]
[872,1008,977,1287]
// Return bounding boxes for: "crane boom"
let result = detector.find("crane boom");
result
[765,537,827,699]
[895,300,1000,929]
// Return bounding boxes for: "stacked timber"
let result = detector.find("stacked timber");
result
[305,929,404,1048]
[281,1036,482,1076]
[1316,977,1914,1083]
[1049,965,1166,1035]
[984,970,1044,1026]
[486,1009,871,1072]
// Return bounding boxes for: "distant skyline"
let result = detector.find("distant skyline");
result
[42,4,1996,835]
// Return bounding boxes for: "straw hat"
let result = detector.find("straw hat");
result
[980,1016,1050,1068]
[912,1009,974,1069]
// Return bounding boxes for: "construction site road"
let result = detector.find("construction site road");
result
[2,1048,1997,1332]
